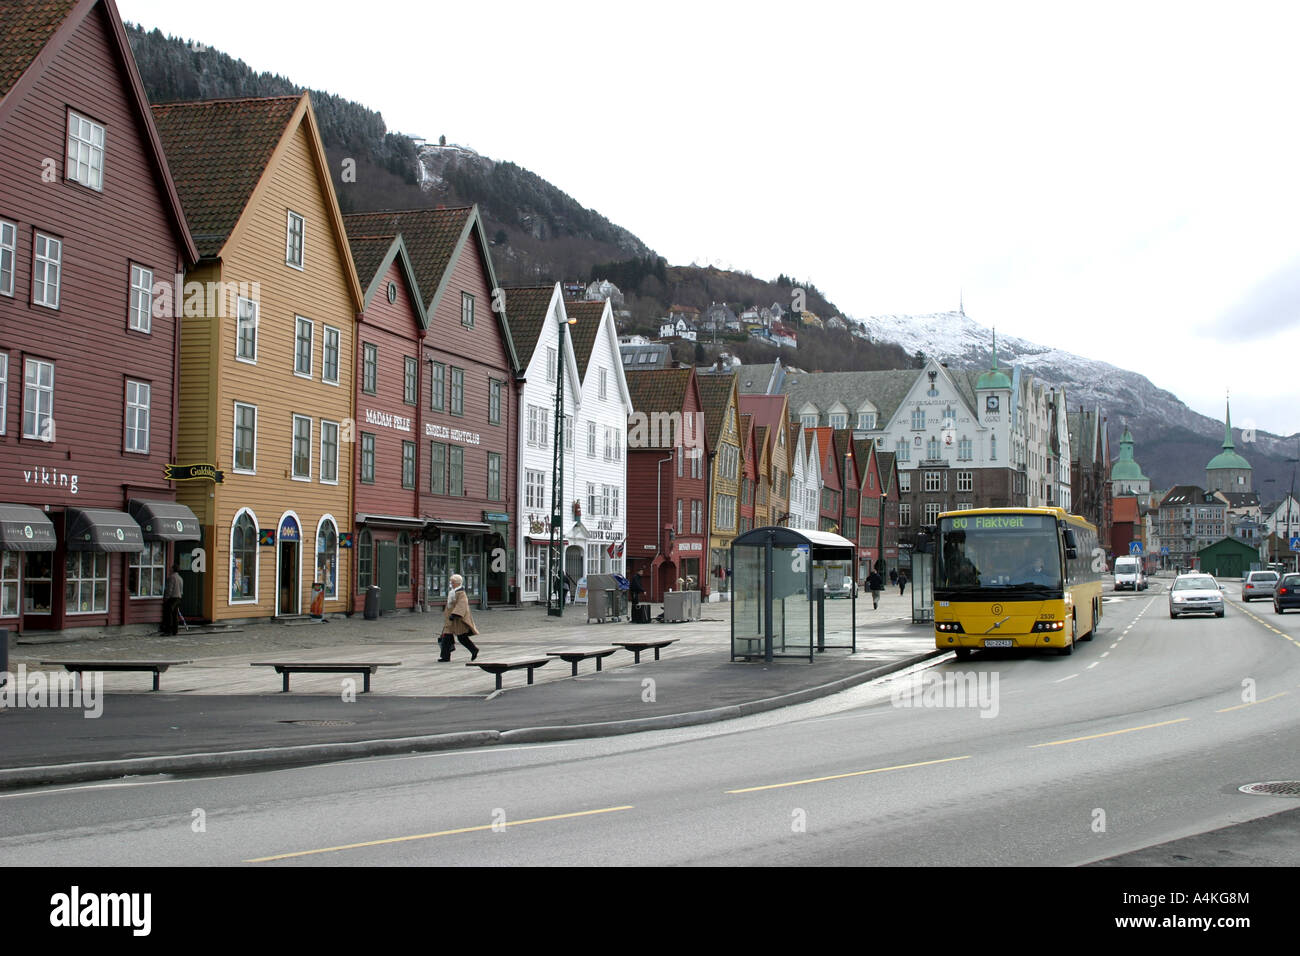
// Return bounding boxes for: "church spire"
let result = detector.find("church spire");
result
[1222,394,1234,450]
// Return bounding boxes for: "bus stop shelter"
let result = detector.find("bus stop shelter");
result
[731,526,858,662]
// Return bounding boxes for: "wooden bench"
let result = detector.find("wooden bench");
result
[467,656,551,690]
[40,660,192,692]
[250,661,401,693]
[546,646,621,677]
[611,639,678,664]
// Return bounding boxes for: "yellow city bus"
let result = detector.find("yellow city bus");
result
[933,507,1103,658]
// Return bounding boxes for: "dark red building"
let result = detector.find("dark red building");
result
[739,413,757,534]
[343,205,521,607]
[625,367,710,601]
[0,0,198,633]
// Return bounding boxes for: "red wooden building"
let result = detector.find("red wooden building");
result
[0,0,198,633]
[738,413,757,534]
[342,205,521,607]
[624,367,710,602]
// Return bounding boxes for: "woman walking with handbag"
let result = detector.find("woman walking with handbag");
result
[439,573,480,662]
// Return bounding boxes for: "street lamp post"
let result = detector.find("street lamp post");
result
[878,492,887,576]
[547,312,576,617]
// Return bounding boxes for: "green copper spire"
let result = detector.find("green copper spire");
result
[976,327,1012,390]
[1110,423,1148,481]
[1206,396,1253,473]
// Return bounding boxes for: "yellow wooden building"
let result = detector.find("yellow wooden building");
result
[152,94,363,621]
[699,371,741,598]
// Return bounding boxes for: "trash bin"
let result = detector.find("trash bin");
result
[364,585,381,620]
[632,604,652,624]
[0,628,8,688]
[310,582,325,620]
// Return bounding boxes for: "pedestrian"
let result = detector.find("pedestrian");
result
[866,569,883,609]
[630,568,645,620]
[898,570,908,596]
[439,573,479,662]
[161,563,183,635]
[889,568,898,587]
[565,571,577,605]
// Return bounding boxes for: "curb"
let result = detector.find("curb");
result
[0,650,948,791]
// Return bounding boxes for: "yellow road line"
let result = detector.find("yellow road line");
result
[1216,691,1288,713]
[1233,604,1300,646]
[245,805,635,862]
[726,755,970,794]
[1030,717,1189,748]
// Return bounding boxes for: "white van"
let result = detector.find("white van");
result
[1114,556,1147,591]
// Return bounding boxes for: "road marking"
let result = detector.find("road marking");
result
[726,755,970,794]
[1216,691,1288,713]
[1053,674,1079,683]
[1086,661,1100,669]
[1030,718,1190,748]
[245,805,635,862]
[1100,651,1109,658]
[1231,602,1300,647]
[1109,643,1118,649]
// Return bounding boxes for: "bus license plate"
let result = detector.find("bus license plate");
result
[983,639,1013,648]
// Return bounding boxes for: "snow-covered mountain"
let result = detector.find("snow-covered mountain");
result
[858,311,1297,492]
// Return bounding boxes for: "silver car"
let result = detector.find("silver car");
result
[1169,573,1224,618]
[1242,570,1279,602]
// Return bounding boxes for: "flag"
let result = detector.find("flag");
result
[606,542,616,559]
[616,542,624,558]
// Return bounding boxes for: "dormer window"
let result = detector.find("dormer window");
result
[286,211,305,269]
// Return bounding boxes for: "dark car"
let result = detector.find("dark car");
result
[1275,574,1300,614]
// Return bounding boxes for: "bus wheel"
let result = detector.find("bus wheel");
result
[954,647,972,660]
[1058,617,1076,656]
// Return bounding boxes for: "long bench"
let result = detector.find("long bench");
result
[611,639,678,664]
[546,646,621,677]
[250,661,401,693]
[40,660,192,692]
[467,656,551,690]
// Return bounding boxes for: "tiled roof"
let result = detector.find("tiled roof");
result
[346,233,396,290]
[1113,497,1139,523]
[697,372,736,450]
[625,367,693,421]
[342,206,474,312]
[0,0,78,98]
[1160,484,1210,508]
[782,368,927,426]
[151,96,301,258]
[563,299,606,373]
[500,285,557,356]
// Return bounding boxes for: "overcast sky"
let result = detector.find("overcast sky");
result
[119,0,1300,438]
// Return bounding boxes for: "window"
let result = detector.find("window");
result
[32,233,61,308]
[290,416,312,479]
[320,420,339,484]
[565,414,574,451]
[990,435,997,460]
[943,406,956,426]
[357,529,373,589]
[125,380,150,453]
[676,499,683,533]
[360,433,376,483]
[23,358,54,441]
[830,413,847,429]
[926,437,940,460]
[924,502,942,524]
[402,441,416,489]
[911,408,926,430]
[599,367,608,399]
[66,111,105,190]
[546,347,557,383]
[129,265,153,332]
[528,405,549,447]
[588,482,599,517]
[405,357,418,405]
[462,292,475,328]
[362,343,377,394]
[900,503,911,526]
[958,437,972,460]
[524,543,541,595]
[957,471,973,492]
[430,362,445,411]
[233,402,256,472]
[295,317,313,377]
[487,452,502,500]
[858,412,876,430]
[895,439,910,462]
[611,486,620,518]
[286,211,305,268]
[129,541,166,598]
[0,219,14,296]
[1,551,19,617]
[0,352,6,435]
[397,532,411,590]
[602,484,613,518]
[897,472,910,492]
[237,297,257,362]
[65,552,108,614]
[587,421,597,457]
[319,326,339,384]
[692,500,702,534]
[525,469,545,510]
[603,426,613,460]
[449,446,463,496]
[677,448,683,477]
[316,518,338,599]
[924,471,941,492]
[231,511,258,602]
[489,379,502,424]
[430,443,447,494]
[801,414,817,428]
[450,367,464,415]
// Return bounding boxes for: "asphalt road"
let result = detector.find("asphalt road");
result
[3,581,1296,866]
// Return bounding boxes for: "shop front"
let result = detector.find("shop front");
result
[424,519,493,608]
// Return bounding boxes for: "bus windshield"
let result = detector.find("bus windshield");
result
[936,514,1062,591]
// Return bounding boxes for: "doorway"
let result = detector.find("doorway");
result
[377,539,398,613]
[279,540,299,615]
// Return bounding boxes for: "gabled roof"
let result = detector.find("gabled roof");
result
[697,372,737,451]
[625,367,693,418]
[2,0,197,262]
[876,450,897,494]
[344,232,427,327]
[500,285,560,357]
[152,95,302,258]
[344,205,519,372]
[562,299,607,374]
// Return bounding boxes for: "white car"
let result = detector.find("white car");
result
[1113,556,1147,591]
[1169,573,1224,618]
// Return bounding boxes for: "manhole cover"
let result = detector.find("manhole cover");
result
[281,719,357,727]
[1238,781,1300,797]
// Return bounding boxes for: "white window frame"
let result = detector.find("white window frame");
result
[66,111,105,191]
[125,379,150,454]
[525,469,545,510]
[294,316,314,378]
[924,471,941,492]
[65,552,109,615]
[599,367,608,399]
[233,402,257,474]
[546,346,557,383]
[322,325,340,385]
[900,502,911,526]
[315,515,339,599]
[23,358,54,441]
[924,502,943,525]
[957,471,973,492]
[0,352,7,435]
[829,413,847,430]
[128,265,153,333]
[129,541,166,599]
[462,292,475,328]
[236,297,258,363]
[286,211,305,269]
[320,419,339,485]
[292,414,312,480]
[587,421,597,457]
[0,219,14,297]
[32,233,61,309]
[230,508,259,605]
